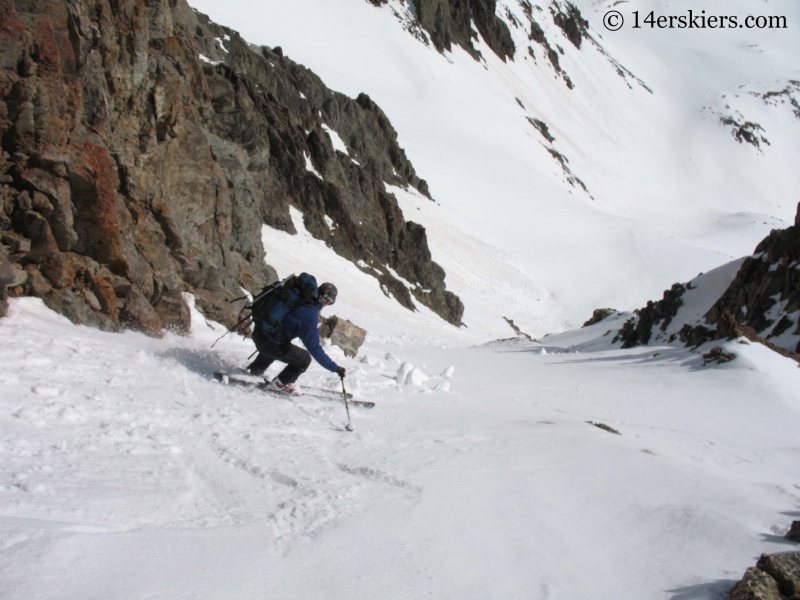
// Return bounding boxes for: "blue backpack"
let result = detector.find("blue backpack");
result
[246,273,318,338]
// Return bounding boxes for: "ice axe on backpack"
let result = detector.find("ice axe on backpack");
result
[210,274,307,348]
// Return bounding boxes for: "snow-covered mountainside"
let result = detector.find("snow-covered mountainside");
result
[3,293,800,599]
[189,0,800,338]
[2,1,800,599]
[561,202,800,359]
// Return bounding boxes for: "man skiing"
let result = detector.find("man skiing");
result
[247,281,345,394]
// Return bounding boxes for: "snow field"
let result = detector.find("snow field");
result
[2,298,800,598]
[3,1,800,596]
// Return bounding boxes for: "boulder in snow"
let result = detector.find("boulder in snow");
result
[441,366,455,378]
[756,553,800,597]
[702,346,736,366]
[725,566,782,600]
[318,315,366,357]
[725,552,800,600]
[786,521,800,543]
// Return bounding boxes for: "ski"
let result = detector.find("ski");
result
[213,371,354,399]
[212,372,374,409]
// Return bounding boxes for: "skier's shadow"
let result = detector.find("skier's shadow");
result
[159,347,235,379]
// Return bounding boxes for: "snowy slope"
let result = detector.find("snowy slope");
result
[542,257,747,351]
[544,245,800,357]
[3,2,800,598]
[2,296,800,599]
[188,0,800,339]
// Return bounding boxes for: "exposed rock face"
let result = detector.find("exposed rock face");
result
[0,0,463,333]
[319,315,367,358]
[369,0,593,68]
[726,553,800,600]
[582,308,617,328]
[587,421,621,435]
[719,116,770,150]
[551,1,589,49]
[371,0,650,98]
[705,205,800,351]
[0,245,14,317]
[613,202,800,360]
[614,284,686,348]
[726,566,783,600]
[414,0,516,61]
[503,316,534,340]
[702,346,736,365]
[756,553,800,597]
[787,521,800,543]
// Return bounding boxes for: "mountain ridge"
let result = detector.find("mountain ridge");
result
[0,0,463,335]
[609,201,800,358]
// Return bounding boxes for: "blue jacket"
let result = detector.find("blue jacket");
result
[267,302,339,373]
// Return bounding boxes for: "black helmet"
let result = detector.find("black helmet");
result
[318,282,337,305]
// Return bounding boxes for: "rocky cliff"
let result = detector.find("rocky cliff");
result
[415,0,516,61]
[368,0,516,61]
[0,0,463,334]
[703,204,800,346]
[369,0,646,94]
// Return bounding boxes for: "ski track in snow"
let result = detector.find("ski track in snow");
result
[2,298,800,599]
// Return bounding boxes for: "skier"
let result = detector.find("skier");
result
[247,281,345,394]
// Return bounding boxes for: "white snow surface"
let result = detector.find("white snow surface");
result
[303,151,324,180]
[2,295,800,599]
[321,123,350,155]
[4,1,800,597]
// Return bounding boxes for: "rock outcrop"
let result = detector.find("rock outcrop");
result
[614,284,687,348]
[413,0,516,62]
[582,307,617,328]
[0,244,14,318]
[787,521,800,543]
[319,315,367,358]
[726,553,800,600]
[0,0,463,334]
[704,209,800,351]
[551,1,590,50]
[368,0,592,70]
[611,202,800,360]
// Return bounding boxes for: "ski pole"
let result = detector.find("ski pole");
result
[210,327,235,348]
[210,314,252,348]
[340,374,353,432]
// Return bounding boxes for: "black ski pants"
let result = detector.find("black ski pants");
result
[247,328,311,384]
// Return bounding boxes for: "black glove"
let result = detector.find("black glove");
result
[336,366,346,379]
